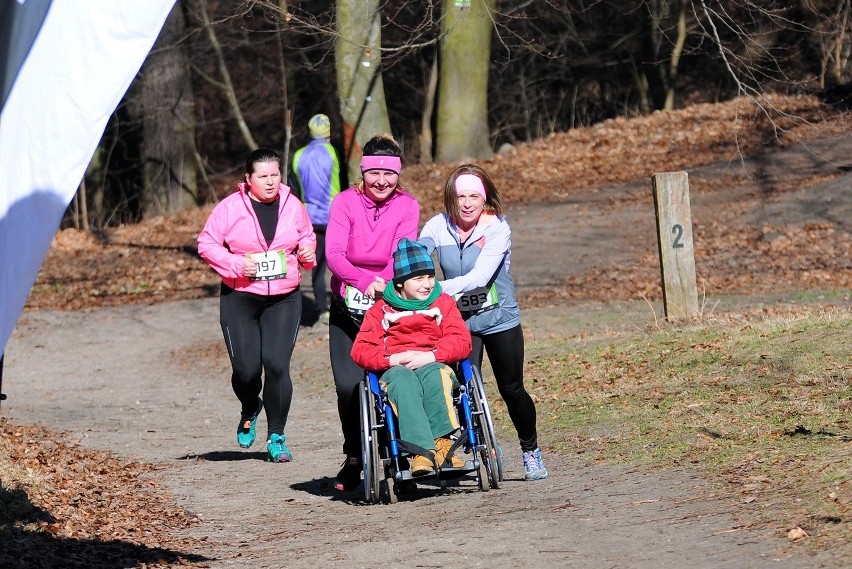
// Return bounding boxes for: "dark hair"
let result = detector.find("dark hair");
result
[443,164,503,223]
[362,133,402,157]
[245,148,281,175]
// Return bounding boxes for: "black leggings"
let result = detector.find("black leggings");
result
[328,297,364,457]
[220,284,301,438]
[471,324,539,452]
[311,227,328,313]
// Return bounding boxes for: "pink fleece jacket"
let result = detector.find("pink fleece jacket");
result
[197,183,316,296]
[326,187,419,297]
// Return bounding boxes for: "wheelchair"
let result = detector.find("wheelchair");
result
[358,359,503,504]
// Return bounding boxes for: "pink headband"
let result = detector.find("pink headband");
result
[455,174,487,199]
[360,155,401,175]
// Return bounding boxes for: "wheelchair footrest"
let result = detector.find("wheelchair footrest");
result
[434,460,479,480]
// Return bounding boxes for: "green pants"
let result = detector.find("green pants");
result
[382,362,460,452]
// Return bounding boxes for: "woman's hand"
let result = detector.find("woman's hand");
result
[389,350,436,370]
[297,246,316,266]
[365,276,386,299]
[243,256,258,278]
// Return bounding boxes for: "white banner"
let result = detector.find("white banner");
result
[0,0,176,355]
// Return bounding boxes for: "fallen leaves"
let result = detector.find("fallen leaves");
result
[0,419,207,568]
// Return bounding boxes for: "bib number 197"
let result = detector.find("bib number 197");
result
[247,251,287,281]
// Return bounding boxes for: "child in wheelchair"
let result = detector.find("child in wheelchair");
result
[351,238,472,476]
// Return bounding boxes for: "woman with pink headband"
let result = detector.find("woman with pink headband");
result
[419,164,548,481]
[325,133,420,492]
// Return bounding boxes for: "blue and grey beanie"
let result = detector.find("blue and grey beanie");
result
[392,238,435,285]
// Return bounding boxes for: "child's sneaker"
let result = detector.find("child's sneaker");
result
[522,447,548,480]
[237,398,263,448]
[266,433,292,463]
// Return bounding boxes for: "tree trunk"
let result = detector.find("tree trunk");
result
[276,0,294,179]
[335,0,392,182]
[420,57,438,164]
[435,0,494,163]
[663,0,688,111]
[140,2,197,217]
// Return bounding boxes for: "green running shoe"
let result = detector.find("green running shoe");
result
[266,433,292,463]
[237,398,263,449]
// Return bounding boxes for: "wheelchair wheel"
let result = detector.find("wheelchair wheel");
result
[471,365,503,489]
[382,477,399,504]
[477,461,491,492]
[359,380,382,504]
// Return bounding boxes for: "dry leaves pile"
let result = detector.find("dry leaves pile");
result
[0,420,207,568]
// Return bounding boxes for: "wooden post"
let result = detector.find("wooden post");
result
[652,171,698,319]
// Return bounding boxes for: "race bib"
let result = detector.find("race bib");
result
[247,251,287,281]
[454,284,498,315]
[344,285,375,316]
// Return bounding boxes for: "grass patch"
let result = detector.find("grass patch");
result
[526,306,851,554]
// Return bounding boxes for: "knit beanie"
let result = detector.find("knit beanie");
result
[308,114,331,139]
[392,238,435,285]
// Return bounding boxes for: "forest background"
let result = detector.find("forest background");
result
[68,0,852,230]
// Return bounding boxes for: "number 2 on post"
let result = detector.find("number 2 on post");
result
[671,224,685,249]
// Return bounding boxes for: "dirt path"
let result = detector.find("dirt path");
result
[4,138,850,568]
[4,298,825,569]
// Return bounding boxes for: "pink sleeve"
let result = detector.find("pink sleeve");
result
[294,200,317,270]
[197,203,244,279]
[326,193,371,290]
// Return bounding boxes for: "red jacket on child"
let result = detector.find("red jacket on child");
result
[351,292,472,372]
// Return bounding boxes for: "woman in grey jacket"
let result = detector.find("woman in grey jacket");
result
[419,164,547,480]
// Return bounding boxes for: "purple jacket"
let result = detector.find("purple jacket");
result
[197,183,316,296]
[326,187,419,297]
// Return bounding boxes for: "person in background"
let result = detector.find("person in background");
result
[325,133,420,491]
[351,238,471,476]
[419,164,548,480]
[290,113,346,323]
[198,148,316,463]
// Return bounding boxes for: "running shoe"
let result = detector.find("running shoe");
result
[522,447,548,480]
[236,398,263,449]
[266,433,292,463]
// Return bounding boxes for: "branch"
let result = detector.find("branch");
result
[195,0,258,151]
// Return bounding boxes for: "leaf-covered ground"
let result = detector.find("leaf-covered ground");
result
[0,420,207,568]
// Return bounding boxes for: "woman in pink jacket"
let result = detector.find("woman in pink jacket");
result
[198,148,316,463]
[325,134,420,491]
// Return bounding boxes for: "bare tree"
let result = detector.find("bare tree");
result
[140,2,198,216]
[193,0,259,151]
[799,0,852,88]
